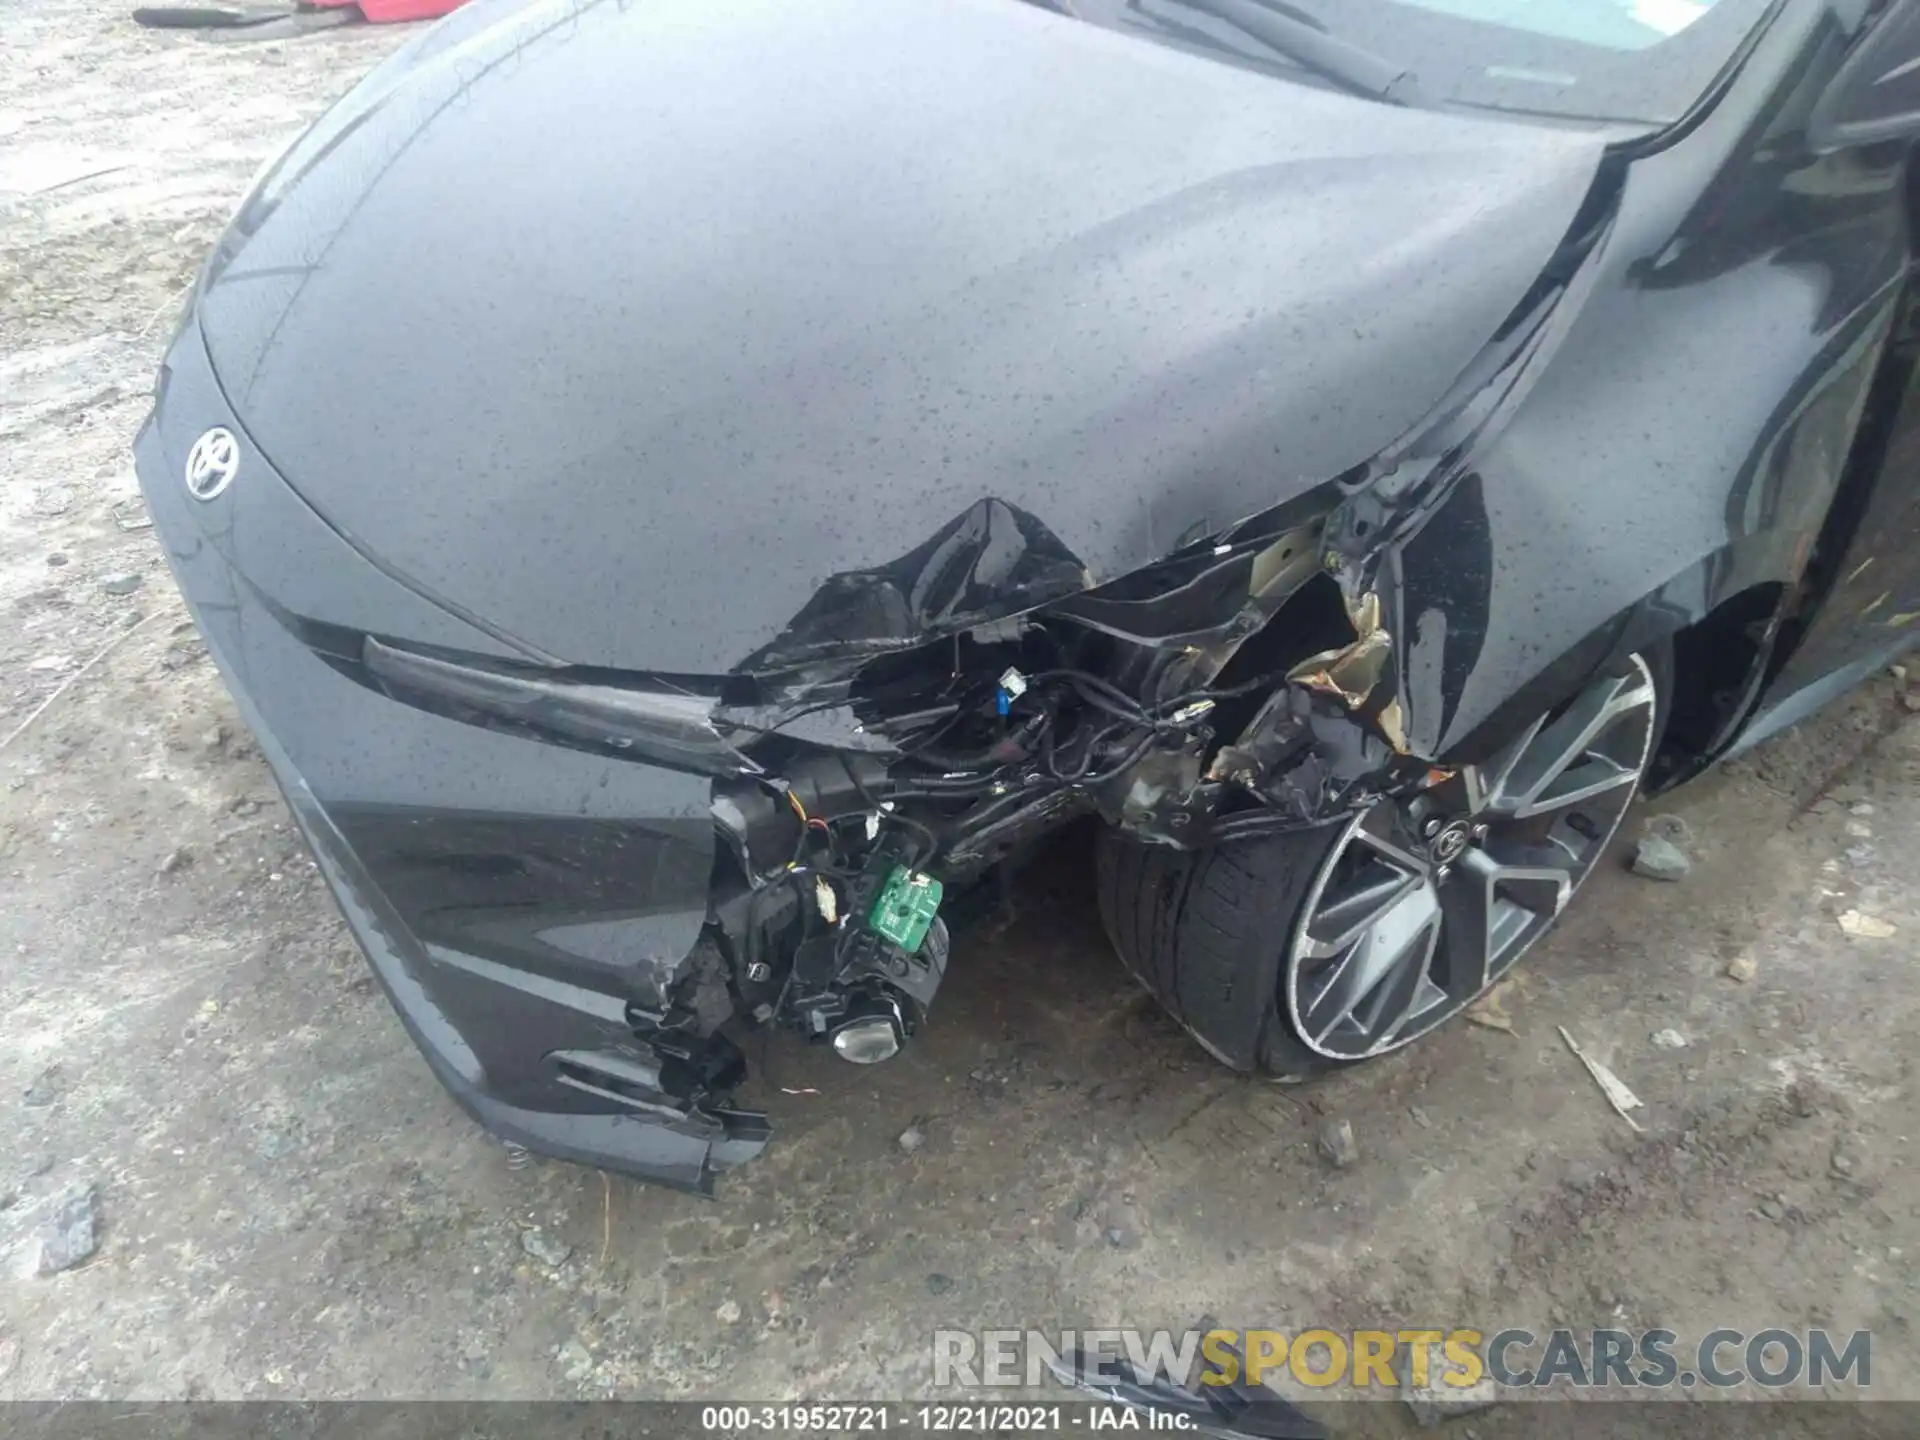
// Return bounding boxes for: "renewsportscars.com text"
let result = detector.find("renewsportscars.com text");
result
[934,1326,1872,1391]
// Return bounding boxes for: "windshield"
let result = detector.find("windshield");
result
[1064,0,1778,126]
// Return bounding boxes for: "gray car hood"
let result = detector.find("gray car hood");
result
[197,0,1605,674]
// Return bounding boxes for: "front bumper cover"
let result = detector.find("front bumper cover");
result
[135,323,766,1194]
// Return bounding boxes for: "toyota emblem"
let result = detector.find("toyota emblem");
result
[184,427,239,500]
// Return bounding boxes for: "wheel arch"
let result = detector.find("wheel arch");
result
[1418,559,1788,791]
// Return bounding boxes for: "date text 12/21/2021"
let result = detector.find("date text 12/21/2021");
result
[699,1405,1193,1431]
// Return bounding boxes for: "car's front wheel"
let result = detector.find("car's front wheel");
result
[1097,651,1667,1078]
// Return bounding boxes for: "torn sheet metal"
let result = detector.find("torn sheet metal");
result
[1288,590,1392,709]
[1285,589,1411,753]
[737,498,1090,672]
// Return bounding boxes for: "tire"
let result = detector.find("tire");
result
[1097,647,1671,1081]
[1097,818,1350,1078]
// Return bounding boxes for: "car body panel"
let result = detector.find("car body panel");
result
[194,0,1605,676]
[1353,0,1918,759]
[137,332,751,1191]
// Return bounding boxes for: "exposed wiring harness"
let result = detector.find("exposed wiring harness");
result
[882,666,1280,799]
[741,663,1303,952]
[729,659,1325,1043]
[735,757,941,1005]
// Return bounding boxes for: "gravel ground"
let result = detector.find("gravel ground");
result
[3,0,1917,1420]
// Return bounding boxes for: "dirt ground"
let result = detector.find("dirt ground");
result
[3,0,1917,1421]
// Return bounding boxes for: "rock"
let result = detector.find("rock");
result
[1831,1151,1857,1179]
[925,1273,953,1295]
[1723,953,1758,983]
[1838,910,1897,939]
[161,640,205,671]
[1317,1118,1359,1170]
[157,846,193,877]
[896,1125,925,1155]
[1643,813,1692,847]
[1905,691,1920,713]
[1630,836,1690,882]
[99,572,143,597]
[1849,801,1875,817]
[1650,1028,1689,1050]
[1405,1394,1499,1429]
[715,1299,743,1325]
[23,1064,65,1108]
[46,553,68,568]
[555,1338,594,1382]
[1399,1341,1499,1427]
[1408,1105,1432,1130]
[1104,1226,1129,1249]
[33,1184,100,1275]
[1758,1197,1784,1221]
[199,725,229,754]
[1845,843,1876,869]
[519,1228,572,1268]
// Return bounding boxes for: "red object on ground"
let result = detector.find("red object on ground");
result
[311,0,468,20]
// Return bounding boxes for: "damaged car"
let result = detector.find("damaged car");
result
[138,0,1920,1192]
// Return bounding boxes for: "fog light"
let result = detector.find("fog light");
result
[829,998,905,1064]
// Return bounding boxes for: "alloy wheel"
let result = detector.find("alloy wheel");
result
[1284,655,1658,1060]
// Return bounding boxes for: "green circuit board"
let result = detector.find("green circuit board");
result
[868,865,944,954]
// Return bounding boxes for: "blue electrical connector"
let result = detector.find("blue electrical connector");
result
[995,666,1028,717]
